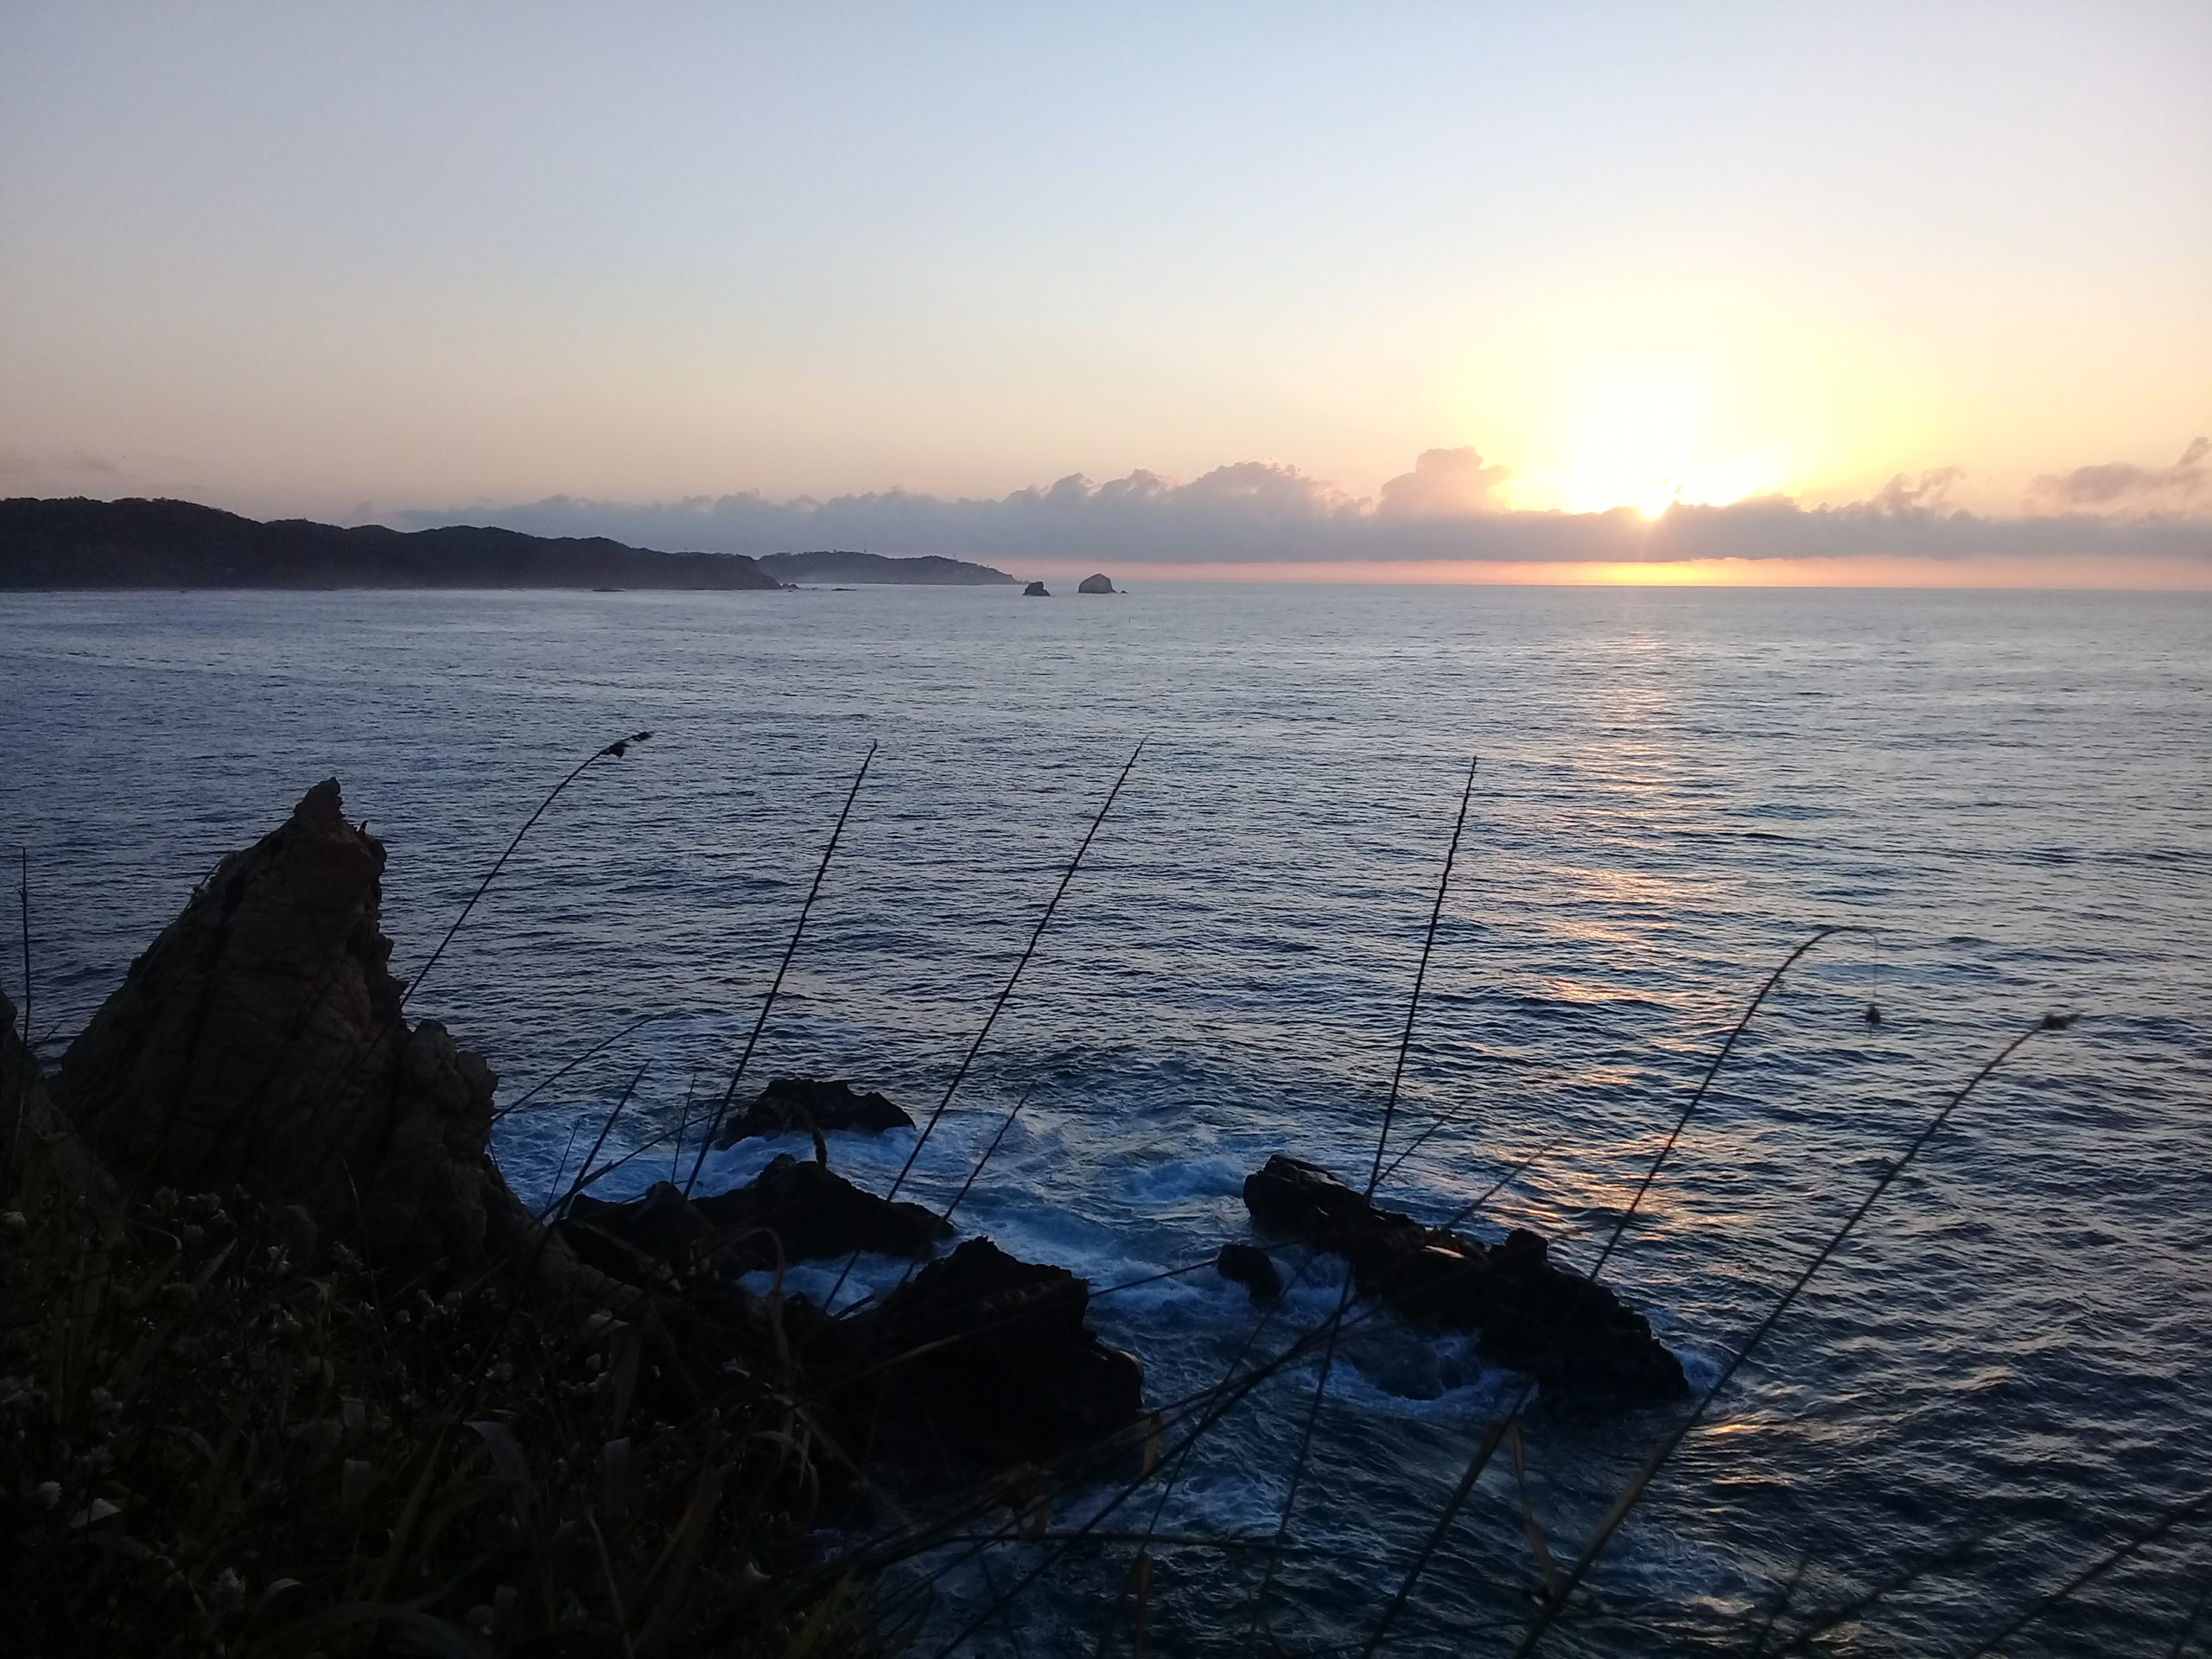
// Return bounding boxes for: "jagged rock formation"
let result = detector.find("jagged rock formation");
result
[709,1075,914,1150]
[55,780,537,1276]
[38,778,1146,1480]
[1077,572,1116,594]
[1244,1154,1687,1398]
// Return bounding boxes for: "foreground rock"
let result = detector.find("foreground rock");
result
[43,777,1145,1484]
[561,1157,950,1278]
[1243,1154,1686,1399]
[709,1075,915,1149]
[563,1172,1142,1477]
[55,780,544,1279]
[802,1238,1145,1477]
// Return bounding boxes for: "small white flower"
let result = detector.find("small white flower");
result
[207,1567,246,1615]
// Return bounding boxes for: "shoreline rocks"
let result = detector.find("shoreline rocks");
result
[708,1075,915,1151]
[1243,1154,1687,1399]
[36,779,1147,1485]
[561,1155,950,1278]
[804,1237,1146,1478]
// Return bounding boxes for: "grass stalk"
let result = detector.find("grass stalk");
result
[1510,1012,2077,1658]
[1962,1479,2211,1659]
[403,730,653,1012]
[684,741,877,1197]
[1243,753,1478,1650]
[1357,922,1861,1658]
[9,845,29,1179]
[819,741,1143,1311]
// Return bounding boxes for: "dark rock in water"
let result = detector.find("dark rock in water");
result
[698,1154,950,1264]
[556,1184,704,1285]
[563,1159,950,1278]
[1243,1154,1685,1399]
[55,779,538,1277]
[1077,572,1116,594]
[709,1076,914,1150]
[810,1237,1144,1475]
[562,1182,1136,1479]
[1023,580,1051,596]
[1216,1242,1283,1302]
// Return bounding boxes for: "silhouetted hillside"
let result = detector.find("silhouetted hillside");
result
[0,498,784,590]
[759,550,1016,585]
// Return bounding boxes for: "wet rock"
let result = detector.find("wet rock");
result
[810,1237,1144,1476]
[563,1159,950,1279]
[1023,581,1051,596]
[1216,1242,1282,1302]
[54,781,520,1276]
[697,1154,949,1263]
[1243,1154,1685,1399]
[558,1180,718,1283]
[709,1076,914,1150]
[561,1183,1137,1479]
[1077,573,1116,594]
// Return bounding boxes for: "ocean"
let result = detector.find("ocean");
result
[3,582,2208,1655]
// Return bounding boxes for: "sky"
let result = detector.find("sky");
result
[2,2,2208,583]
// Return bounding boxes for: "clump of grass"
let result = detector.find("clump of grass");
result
[0,1159,877,1656]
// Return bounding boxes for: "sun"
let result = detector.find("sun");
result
[1527,376,1780,516]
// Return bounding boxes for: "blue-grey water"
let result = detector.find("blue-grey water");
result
[3,582,2208,1656]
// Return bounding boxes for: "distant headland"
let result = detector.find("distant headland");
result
[758,549,1017,585]
[0,497,785,591]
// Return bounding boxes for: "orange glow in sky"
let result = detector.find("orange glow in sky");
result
[2,7,2207,583]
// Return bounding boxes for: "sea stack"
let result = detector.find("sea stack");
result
[1077,573,1116,594]
[1023,580,1051,596]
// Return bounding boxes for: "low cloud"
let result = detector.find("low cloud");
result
[399,449,2212,567]
[1376,447,1515,518]
[2032,438,2209,513]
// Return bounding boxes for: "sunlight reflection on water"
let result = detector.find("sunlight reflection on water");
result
[3,582,2209,1655]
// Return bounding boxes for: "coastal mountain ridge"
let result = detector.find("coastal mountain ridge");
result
[758,549,1017,585]
[0,496,785,590]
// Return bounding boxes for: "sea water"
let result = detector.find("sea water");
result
[3,582,2208,1655]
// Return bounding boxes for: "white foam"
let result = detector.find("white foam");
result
[1122,1154,1249,1203]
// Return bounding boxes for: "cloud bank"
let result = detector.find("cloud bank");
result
[398,445,2212,569]
[2033,438,2209,513]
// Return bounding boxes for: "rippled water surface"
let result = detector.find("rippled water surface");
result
[3,582,2209,1655]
